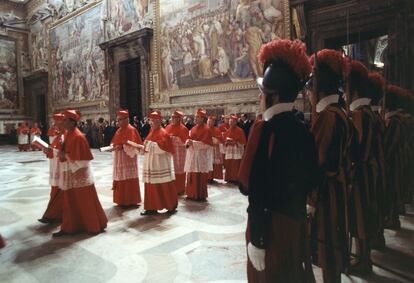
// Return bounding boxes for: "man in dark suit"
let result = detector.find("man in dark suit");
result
[240,113,252,139]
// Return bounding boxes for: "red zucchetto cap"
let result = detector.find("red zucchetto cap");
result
[208,115,216,120]
[117,109,129,118]
[229,114,238,120]
[172,110,184,118]
[63,109,80,122]
[196,108,207,118]
[148,110,162,120]
[53,113,64,121]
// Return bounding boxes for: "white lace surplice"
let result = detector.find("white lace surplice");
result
[184,141,213,173]
[112,146,139,181]
[59,157,94,191]
[224,143,244,160]
[18,134,29,145]
[212,144,223,164]
[142,141,175,184]
[49,148,61,187]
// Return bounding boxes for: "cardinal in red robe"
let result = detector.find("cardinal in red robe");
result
[17,122,30,151]
[53,109,107,236]
[141,110,178,215]
[38,113,65,224]
[111,109,143,207]
[184,108,213,201]
[30,122,42,151]
[223,114,246,182]
[207,116,224,180]
[165,110,189,194]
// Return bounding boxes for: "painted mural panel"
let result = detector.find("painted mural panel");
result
[30,20,49,71]
[159,0,289,92]
[0,38,18,109]
[106,0,154,39]
[49,3,108,105]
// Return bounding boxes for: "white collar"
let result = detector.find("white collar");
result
[316,94,339,113]
[385,110,400,119]
[263,103,294,121]
[371,106,381,112]
[350,98,371,111]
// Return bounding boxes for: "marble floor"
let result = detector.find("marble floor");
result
[0,145,413,283]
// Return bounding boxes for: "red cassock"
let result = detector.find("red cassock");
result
[184,124,213,201]
[143,128,178,211]
[208,126,224,180]
[165,123,189,194]
[223,125,246,182]
[41,133,64,222]
[218,122,230,133]
[59,127,107,234]
[111,124,143,206]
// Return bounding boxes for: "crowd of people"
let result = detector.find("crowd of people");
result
[2,38,413,283]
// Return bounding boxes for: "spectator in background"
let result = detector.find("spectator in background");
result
[84,120,94,147]
[91,121,99,148]
[239,113,252,139]
[104,120,117,146]
[96,117,105,148]
[140,117,151,139]
[133,116,141,132]
[185,116,194,130]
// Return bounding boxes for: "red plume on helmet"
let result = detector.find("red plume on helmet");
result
[368,72,385,89]
[258,39,311,81]
[309,49,350,80]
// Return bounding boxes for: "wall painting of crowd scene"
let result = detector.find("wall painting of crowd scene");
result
[0,38,18,109]
[49,2,108,106]
[159,0,290,93]
[107,0,154,40]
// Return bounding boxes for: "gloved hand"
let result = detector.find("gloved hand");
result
[247,242,265,271]
[306,204,316,217]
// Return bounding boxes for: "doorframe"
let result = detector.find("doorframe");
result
[119,58,142,119]
[99,28,153,121]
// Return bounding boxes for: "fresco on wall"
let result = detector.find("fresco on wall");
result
[30,21,49,71]
[106,0,154,39]
[0,38,18,109]
[159,0,289,92]
[49,3,108,105]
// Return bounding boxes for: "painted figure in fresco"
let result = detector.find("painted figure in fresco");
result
[217,47,230,76]
[0,11,26,29]
[244,26,265,77]
[161,41,174,90]
[134,0,150,19]
[236,0,252,27]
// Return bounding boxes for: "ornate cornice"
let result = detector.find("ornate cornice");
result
[99,27,153,51]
